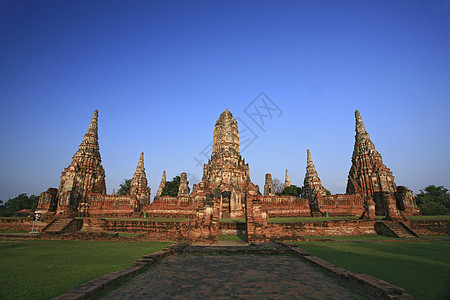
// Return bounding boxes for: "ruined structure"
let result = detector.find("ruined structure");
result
[130,153,151,207]
[156,171,166,198]
[37,108,418,225]
[302,149,327,200]
[346,110,417,218]
[178,173,189,197]
[189,109,258,219]
[284,170,291,188]
[56,110,106,215]
[37,111,151,218]
[264,174,275,196]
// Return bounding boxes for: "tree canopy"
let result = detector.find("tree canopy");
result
[160,176,190,197]
[0,194,39,216]
[116,179,131,195]
[281,185,301,197]
[416,185,449,215]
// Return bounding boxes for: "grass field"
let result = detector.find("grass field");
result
[407,215,450,220]
[290,240,450,299]
[0,240,173,300]
[0,229,29,233]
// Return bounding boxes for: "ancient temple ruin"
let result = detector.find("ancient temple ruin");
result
[346,110,418,218]
[37,108,418,220]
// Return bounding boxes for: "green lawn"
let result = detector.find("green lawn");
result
[219,218,245,223]
[303,235,399,241]
[290,240,450,299]
[218,235,247,241]
[408,215,450,221]
[0,229,29,233]
[270,216,360,223]
[0,240,173,300]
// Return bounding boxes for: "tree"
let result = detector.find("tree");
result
[415,185,450,215]
[0,194,39,216]
[325,188,331,195]
[281,185,301,197]
[272,178,284,195]
[116,179,132,195]
[161,176,190,197]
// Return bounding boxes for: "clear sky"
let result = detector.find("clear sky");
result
[0,0,449,202]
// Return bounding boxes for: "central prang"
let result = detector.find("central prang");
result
[191,109,257,218]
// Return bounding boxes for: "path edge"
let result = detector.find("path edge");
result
[283,243,412,299]
[52,243,189,300]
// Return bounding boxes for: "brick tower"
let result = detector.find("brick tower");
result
[130,152,151,206]
[56,110,106,215]
[302,149,326,200]
[194,109,257,218]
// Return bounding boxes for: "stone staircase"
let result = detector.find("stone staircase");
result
[375,221,418,238]
[42,218,74,233]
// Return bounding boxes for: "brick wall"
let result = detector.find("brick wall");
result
[409,219,449,235]
[0,218,48,231]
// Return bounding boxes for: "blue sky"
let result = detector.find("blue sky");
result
[0,0,449,202]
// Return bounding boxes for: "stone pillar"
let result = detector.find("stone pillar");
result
[178,172,189,197]
[264,173,274,196]
[245,194,269,243]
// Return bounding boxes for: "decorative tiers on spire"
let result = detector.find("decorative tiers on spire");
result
[302,149,326,200]
[194,109,256,218]
[284,169,291,188]
[57,110,106,211]
[212,108,240,157]
[346,110,396,196]
[202,109,251,186]
[156,171,166,198]
[130,152,151,203]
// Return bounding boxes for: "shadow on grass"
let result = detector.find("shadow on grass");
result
[290,240,450,300]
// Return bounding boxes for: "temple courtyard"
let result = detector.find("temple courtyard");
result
[0,228,449,300]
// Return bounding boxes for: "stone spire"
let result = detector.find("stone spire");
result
[57,110,106,212]
[346,110,396,196]
[284,169,291,188]
[156,170,166,198]
[130,152,151,203]
[202,109,251,188]
[264,173,274,196]
[178,172,189,197]
[194,109,256,218]
[212,108,240,157]
[302,149,326,200]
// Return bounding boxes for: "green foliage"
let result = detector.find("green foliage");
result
[0,193,39,216]
[407,215,450,220]
[281,185,301,197]
[290,241,450,299]
[325,188,331,195]
[160,176,190,197]
[0,240,172,300]
[116,179,132,195]
[416,185,450,215]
